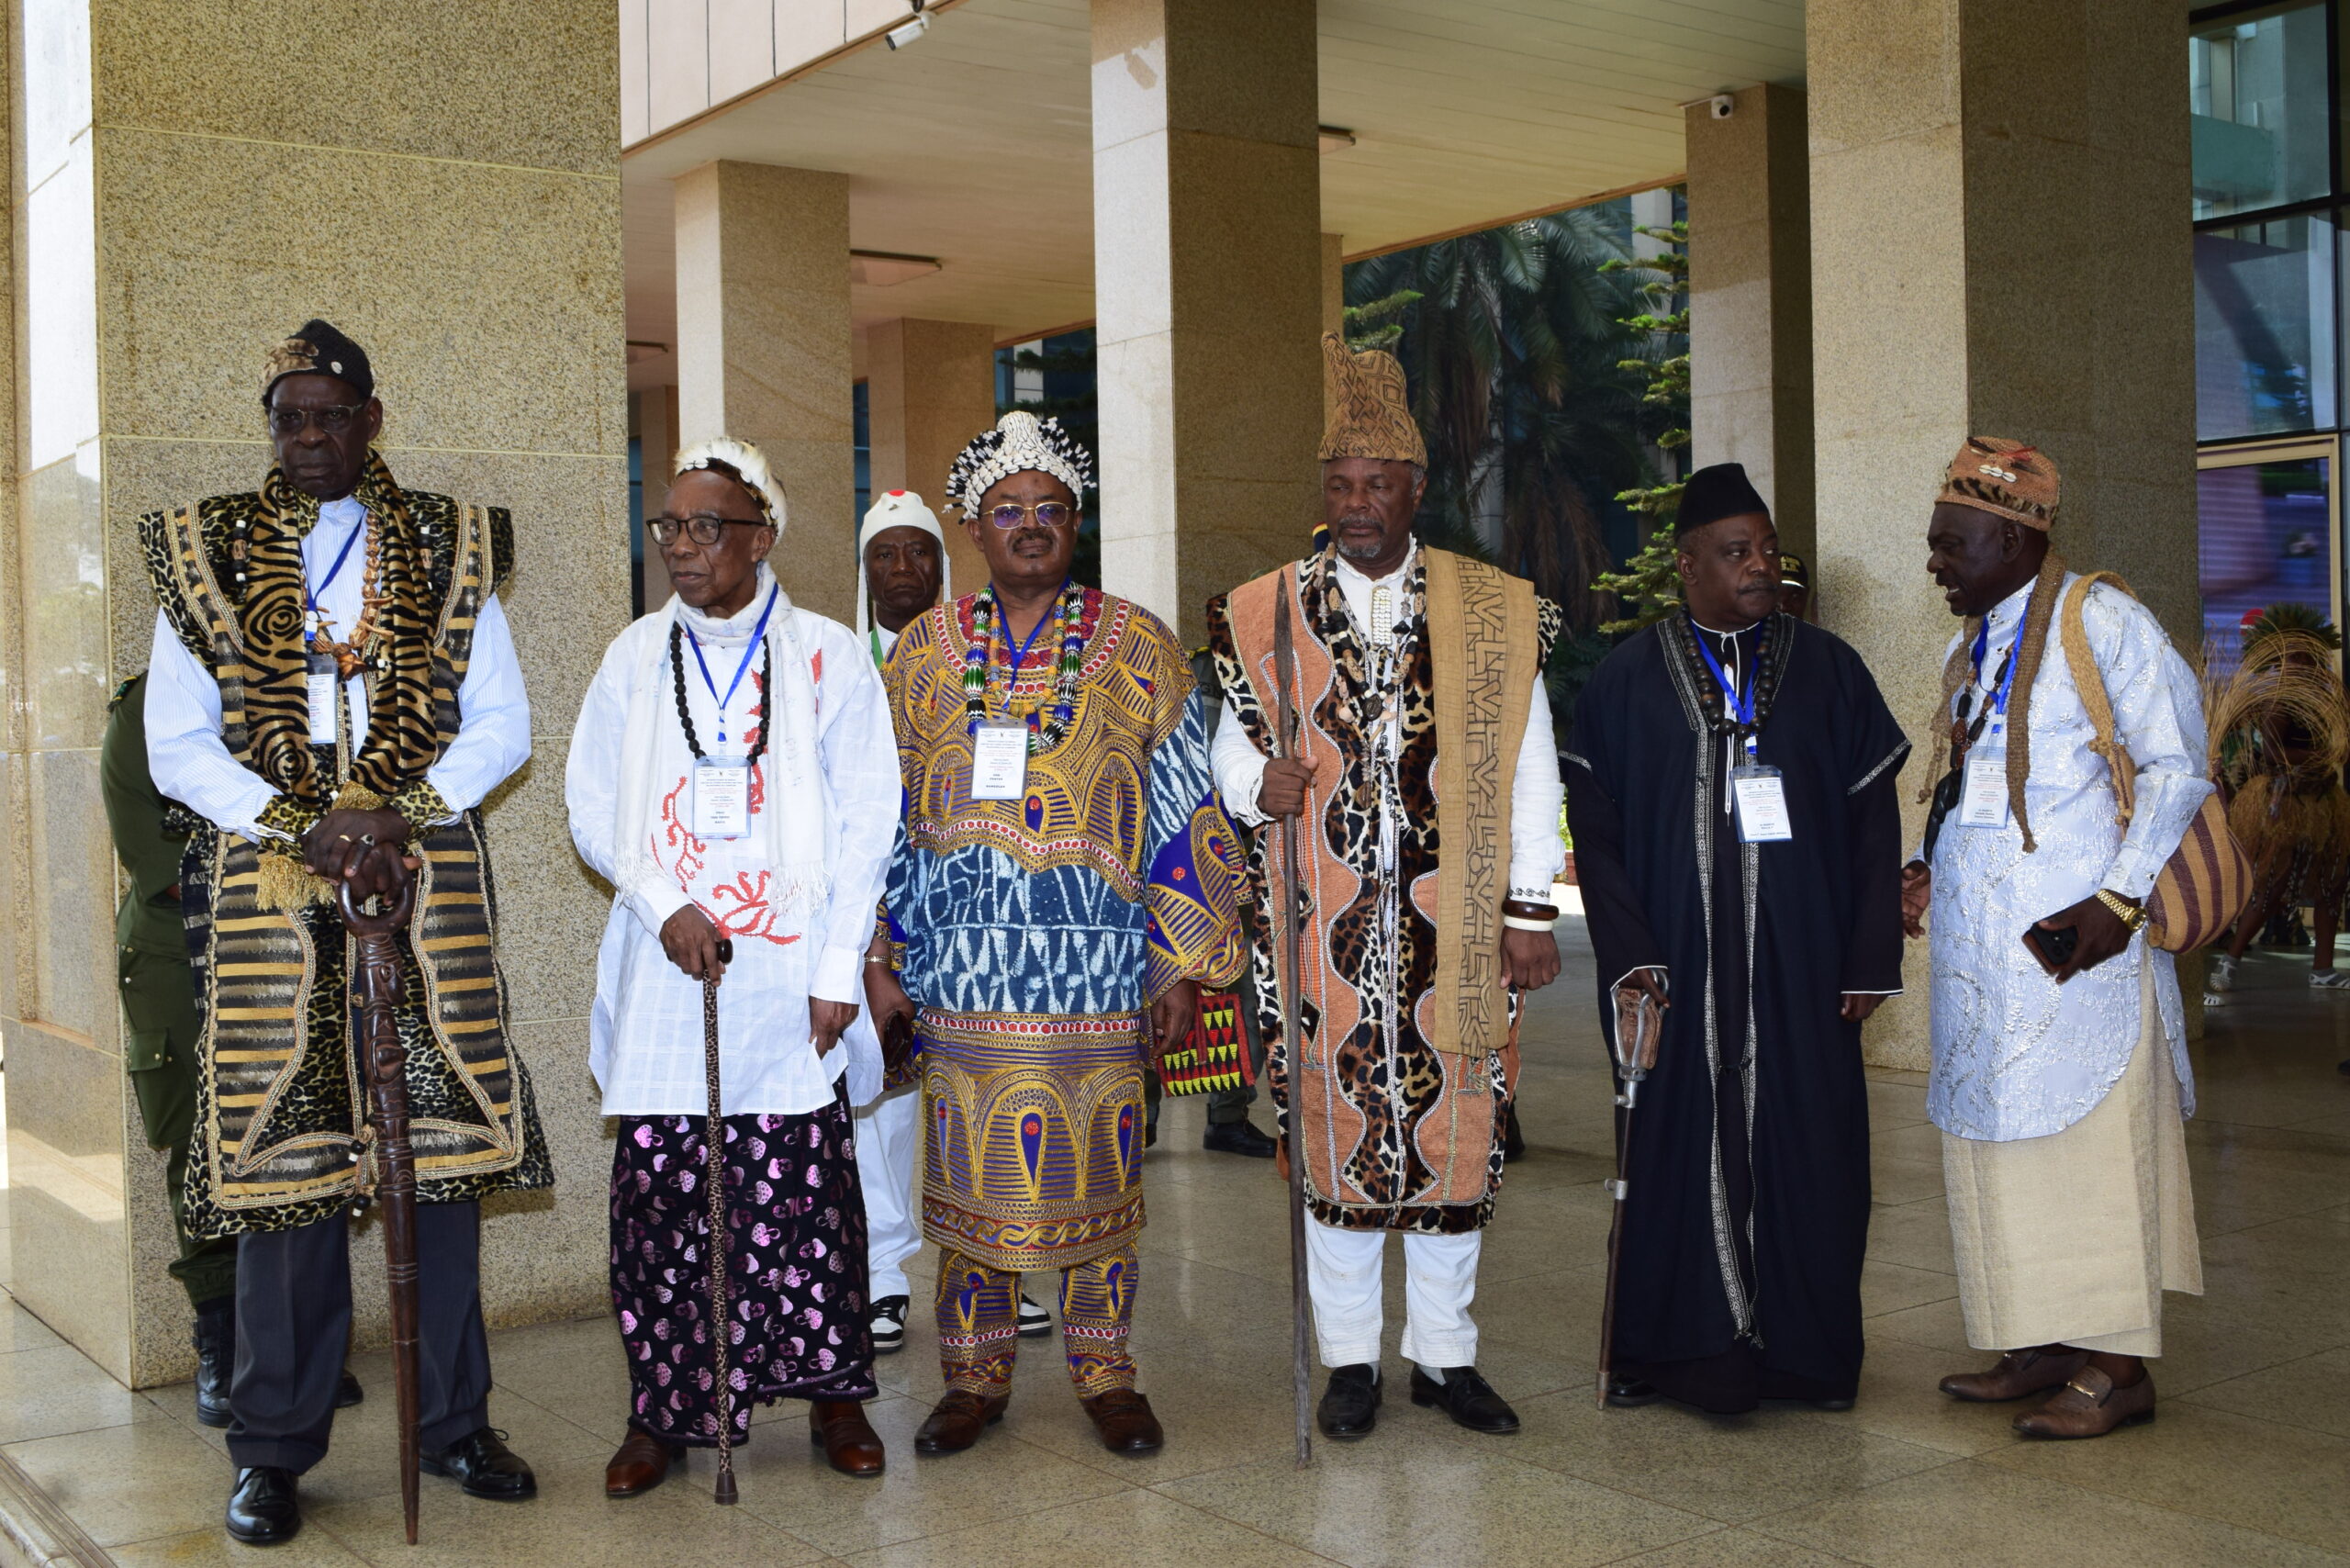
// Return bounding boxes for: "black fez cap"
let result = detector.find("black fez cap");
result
[1674,462,1770,538]
[261,319,374,404]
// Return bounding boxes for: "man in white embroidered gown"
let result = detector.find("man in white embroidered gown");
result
[567,439,900,1492]
[1902,437,2208,1439]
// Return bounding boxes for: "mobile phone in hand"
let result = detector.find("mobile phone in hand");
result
[2023,923,2078,970]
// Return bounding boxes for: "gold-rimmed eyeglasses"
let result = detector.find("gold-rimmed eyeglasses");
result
[985,500,1077,530]
[647,514,768,547]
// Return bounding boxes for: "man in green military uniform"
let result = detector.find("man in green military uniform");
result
[103,672,241,1419]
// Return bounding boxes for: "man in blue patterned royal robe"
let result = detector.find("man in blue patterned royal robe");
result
[863,412,1247,1458]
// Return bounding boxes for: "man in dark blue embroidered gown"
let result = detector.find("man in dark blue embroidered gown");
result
[1566,464,1908,1415]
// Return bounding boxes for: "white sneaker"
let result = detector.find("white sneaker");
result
[2202,991,2228,1008]
[2311,969,2350,990]
[869,1295,908,1354]
[2209,954,2240,992]
[1016,1294,1052,1338]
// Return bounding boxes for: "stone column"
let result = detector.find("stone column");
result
[1809,0,2194,1069]
[866,317,996,599]
[1686,84,1815,564]
[1,0,626,1385]
[673,160,855,622]
[1321,232,1346,337]
[1091,0,1325,643]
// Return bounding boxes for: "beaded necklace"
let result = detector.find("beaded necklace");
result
[1672,610,1783,740]
[963,580,1085,753]
[669,619,772,767]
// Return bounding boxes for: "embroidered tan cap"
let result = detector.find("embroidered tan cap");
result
[1317,332,1427,467]
[1938,436,2059,530]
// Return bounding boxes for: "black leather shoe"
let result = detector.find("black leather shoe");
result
[420,1427,537,1500]
[1807,1396,1856,1411]
[1409,1365,1520,1435]
[1316,1363,1382,1439]
[226,1466,301,1546]
[1202,1119,1277,1158]
[1605,1376,1663,1408]
[193,1299,235,1429]
[334,1369,364,1409]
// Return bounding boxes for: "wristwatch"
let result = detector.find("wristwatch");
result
[2093,889,2147,933]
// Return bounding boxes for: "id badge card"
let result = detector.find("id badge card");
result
[305,652,340,745]
[692,756,752,839]
[1730,763,1793,843]
[1960,748,2011,828]
[969,721,1030,801]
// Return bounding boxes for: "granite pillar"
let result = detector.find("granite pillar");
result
[1091,0,1325,643]
[1808,0,2195,1069]
[865,317,995,598]
[673,160,856,622]
[1687,83,1815,564]
[2,0,626,1385]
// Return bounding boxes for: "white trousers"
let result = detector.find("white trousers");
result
[1304,1219,1483,1371]
[854,1086,923,1301]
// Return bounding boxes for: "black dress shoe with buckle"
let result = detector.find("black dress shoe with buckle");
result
[335,1368,364,1409]
[1409,1365,1520,1435]
[420,1426,537,1500]
[1605,1375,1663,1408]
[226,1466,301,1546]
[193,1299,235,1429]
[1202,1119,1277,1158]
[1316,1363,1382,1439]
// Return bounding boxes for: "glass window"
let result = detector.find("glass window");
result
[2198,454,2334,657]
[2195,210,2339,439]
[2192,3,2333,221]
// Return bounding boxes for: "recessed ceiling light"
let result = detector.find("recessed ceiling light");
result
[851,250,943,286]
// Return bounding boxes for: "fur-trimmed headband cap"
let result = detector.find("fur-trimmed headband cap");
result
[1939,436,2059,531]
[674,435,789,530]
[1318,331,1427,466]
[945,411,1094,516]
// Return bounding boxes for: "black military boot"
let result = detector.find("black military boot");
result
[193,1297,236,1429]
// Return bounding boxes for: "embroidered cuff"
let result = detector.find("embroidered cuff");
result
[386,780,455,836]
[255,793,319,844]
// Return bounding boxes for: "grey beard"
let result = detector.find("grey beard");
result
[1335,532,1383,562]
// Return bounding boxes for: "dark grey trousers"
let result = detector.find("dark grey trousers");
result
[227,1200,490,1473]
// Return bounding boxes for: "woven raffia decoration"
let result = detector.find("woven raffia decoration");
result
[1938,436,2060,531]
[1317,332,1427,465]
[2208,628,2350,783]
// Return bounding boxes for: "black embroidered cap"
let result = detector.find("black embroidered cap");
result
[261,319,374,404]
[1673,461,1770,538]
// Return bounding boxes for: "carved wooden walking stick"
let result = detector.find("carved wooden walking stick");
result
[1596,976,1665,1409]
[1271,588,1313,1469]
[701,936,739,1505]
[341,879,422,1544]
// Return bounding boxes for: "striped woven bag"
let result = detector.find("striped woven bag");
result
[2059,572,2252,952]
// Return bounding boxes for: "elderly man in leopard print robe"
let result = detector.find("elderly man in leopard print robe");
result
[140,321,545,1546]
[1205,335,1563,1442]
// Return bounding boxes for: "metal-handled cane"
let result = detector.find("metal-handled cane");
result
[1596,973,1665,1408]
[341,879,423,1544]
[701,935,739,1505]
[1271,589,1314,1468]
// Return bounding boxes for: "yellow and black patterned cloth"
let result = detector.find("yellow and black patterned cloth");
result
[139,456,548,1238]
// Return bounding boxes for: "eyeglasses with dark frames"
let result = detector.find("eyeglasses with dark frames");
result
[647,514,769,547]
[985,500,1077,530]
[266,405,368,437]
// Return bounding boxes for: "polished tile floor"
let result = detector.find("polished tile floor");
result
[4,924,2347,1567]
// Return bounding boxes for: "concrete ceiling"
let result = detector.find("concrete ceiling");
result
[622,0,1804,388]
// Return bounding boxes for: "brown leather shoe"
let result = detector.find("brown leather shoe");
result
[913,1389,1008,1454]
[1938,1346,2088,1403]
[808,1399,886,1477]
[2014,1365,2155,1439]
[1080,1387,1164,1454]
[604,1429,683,1498]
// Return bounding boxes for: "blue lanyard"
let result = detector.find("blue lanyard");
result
[303,518,364,649]
[1970,619,2019,722]
[1690,621,1761,759]
[684,586,778,745]
[991,579,1065,722]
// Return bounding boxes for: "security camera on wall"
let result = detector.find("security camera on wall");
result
[887,1,929,49]
[1709,95,1735,119]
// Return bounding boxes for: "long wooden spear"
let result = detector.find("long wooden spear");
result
[1271,588,1313,1469]
[341,879,422,1544]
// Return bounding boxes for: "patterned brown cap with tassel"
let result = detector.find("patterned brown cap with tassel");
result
[1938,436,2059,530]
